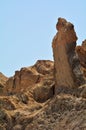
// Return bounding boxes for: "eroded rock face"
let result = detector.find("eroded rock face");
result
[33,80,54,103]
[5,68,40,95]
[52,18,85,94]
[76,40,86,79]
[0,72,8,95]
[0,18,86,130]
[76,40,86,68]
[5,60,54,95]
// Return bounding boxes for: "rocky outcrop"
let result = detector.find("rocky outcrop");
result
[76,40,86,68]
[0,72,8,85]
[76,40,86,78]
[0,72,8,95]
[52,18,85,94]
[33,80,54,103]
[25,94,86,130]
[0,88,86,130]
[5,60,54,96]
[0,18,86,130]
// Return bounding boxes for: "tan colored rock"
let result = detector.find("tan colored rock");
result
[0,18,86,130]
[52,18,85,94]
[0,125,6,130]
[5,68,39,94]
[76,40,86,68]
[0,72,8,85]
[0,72,8,95]
[33,81,54,103]
[0,108,12,130]
[13,124,22,130]
[0,98,15,110]
[76,40,86,79]
[80,85,86,98]
[34,60,54,75]
[5,60,54,95]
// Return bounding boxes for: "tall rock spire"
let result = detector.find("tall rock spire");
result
[52,18,85,94]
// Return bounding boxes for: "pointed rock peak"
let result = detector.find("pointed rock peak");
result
[53,18,77,48]
[56,17,73,31]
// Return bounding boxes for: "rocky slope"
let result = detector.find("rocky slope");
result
[0,18,86,130]
[0,72,8,96]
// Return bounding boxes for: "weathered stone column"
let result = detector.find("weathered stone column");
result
[52,18,79,94]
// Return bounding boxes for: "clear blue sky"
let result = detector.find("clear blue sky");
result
[0,0,86,77]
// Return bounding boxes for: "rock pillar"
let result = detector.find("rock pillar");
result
[52,18,78,94]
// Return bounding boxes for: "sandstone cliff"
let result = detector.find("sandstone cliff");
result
[0,18,86,130]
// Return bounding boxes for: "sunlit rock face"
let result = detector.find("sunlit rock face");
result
[5,60,54,96]
[52,18,85,94]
